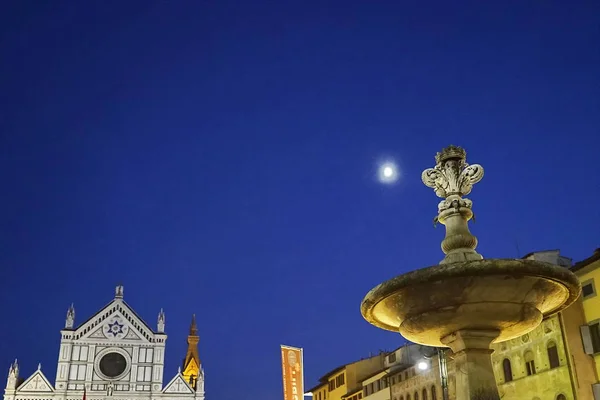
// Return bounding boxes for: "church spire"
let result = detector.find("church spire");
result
[65,304,75,329]
[157,309,166,333]
[181,314,200,389]
[5,359,19,391]
[189,314,197,336]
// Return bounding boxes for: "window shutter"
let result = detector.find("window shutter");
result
[592,383,600,400]
[581,325,594,355]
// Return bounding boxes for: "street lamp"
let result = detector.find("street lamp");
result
[418,347,449,400]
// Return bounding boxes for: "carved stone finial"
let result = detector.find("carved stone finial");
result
[65,304,75,329]
[422,145,484,264]
[8,359,18,376]
[115,285,124,299]
[157,309,166,333]
[422,145,484,201]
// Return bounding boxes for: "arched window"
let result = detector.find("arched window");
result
[422,388,428,400]
[556,395,566,400]
[414,392,419,400]
[525,351,536,376]
[431,386,437,400]
[547,341,560,369]
[399,397,404,400]
[407,395,411,400]
[502,358,513,382]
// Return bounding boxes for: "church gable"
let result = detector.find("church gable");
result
[16,369,54,393]
[162,374,194,394]
[74,300,154,342]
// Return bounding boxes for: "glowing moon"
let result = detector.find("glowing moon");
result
[377,161,399,183]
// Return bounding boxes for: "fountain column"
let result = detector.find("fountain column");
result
[421,145,484,264]
[423,146,500,399]
[442,330,500,400]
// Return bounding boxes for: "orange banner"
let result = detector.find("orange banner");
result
[281,345,304,400]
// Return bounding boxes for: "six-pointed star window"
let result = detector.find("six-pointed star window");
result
[107,321,124,336]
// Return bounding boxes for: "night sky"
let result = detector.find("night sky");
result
[1,1,599,400]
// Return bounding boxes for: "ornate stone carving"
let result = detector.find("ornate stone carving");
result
[422,145,484,213]
[65,304,75,329]
[422,145,485,264]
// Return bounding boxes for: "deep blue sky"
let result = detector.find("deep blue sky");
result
[1,1,599,399]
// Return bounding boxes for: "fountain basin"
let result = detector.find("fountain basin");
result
[361,259,580,347]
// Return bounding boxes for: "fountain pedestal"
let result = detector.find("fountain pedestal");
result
[361,146,581,400]
[442,330,499,399]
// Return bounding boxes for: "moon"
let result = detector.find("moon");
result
[377,161,399,184]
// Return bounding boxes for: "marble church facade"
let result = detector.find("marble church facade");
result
[4,286,205,400]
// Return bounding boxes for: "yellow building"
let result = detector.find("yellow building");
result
[310,382,329,400]
[307,354,385,400]
[361,370,389,400]
[181,314,202,388]
[490,250,597,400]
[572,248,600,396]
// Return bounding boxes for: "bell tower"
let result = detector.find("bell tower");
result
[181,315,200,388]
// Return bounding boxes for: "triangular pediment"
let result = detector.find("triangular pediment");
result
[123,328,142,340]
[87,325,108,339]
[17,369,54,393]
[162,374,194,394]
[74,299,154,342]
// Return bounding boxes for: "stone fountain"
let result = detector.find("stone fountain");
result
[361,146,580,400]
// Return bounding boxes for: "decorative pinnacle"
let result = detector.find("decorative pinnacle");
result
[422,145,485,264]
[115,284,124,299]
[189,314,198,336]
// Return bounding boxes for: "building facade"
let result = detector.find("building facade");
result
[489,250,595,400]
[573,249,600,397]
[4,286,205,400]
[388,345,454,400]
[307,354,385,400]
[361,370,387,400]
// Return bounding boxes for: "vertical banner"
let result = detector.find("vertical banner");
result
[281,345,304,400]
